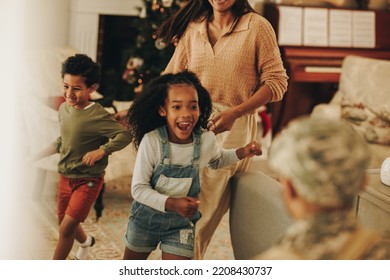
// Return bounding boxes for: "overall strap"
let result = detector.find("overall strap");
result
[192,128,202,164]
[156,126,170,164]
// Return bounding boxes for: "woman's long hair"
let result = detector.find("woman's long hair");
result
[127,71,212,149]
[155,0,256,44]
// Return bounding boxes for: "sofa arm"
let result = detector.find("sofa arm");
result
[229,171,291,260]
[311,103,341,120]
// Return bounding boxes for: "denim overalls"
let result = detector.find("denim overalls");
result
[124,126,202,258]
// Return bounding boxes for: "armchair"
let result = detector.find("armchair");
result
[229,171,291,260]
[311,55,390,169]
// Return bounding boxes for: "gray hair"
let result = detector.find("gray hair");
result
[269,117,371,207]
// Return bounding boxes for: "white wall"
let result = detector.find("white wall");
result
[0,0,71,259]
[69,0,143,61]
[0,0,25,260]
[25,0,71,48]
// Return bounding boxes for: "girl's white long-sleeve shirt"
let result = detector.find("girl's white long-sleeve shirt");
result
[131,129,240,212]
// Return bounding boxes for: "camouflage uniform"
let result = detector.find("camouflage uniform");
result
[256,117,390,260]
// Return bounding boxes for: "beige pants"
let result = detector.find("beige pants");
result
[194,107,258,259]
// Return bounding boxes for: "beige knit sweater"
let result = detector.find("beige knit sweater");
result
[164,12,288,108]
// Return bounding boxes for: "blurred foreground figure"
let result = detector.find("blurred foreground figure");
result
[256,117,390,260]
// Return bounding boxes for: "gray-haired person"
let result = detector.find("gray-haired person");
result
[256,116,390,260]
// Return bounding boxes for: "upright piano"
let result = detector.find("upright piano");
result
[263,4,390,134]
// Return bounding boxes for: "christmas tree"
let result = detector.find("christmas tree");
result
[119,0,187,100]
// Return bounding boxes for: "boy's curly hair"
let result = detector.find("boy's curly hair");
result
[127,71,212,149]
[61,54,100,87]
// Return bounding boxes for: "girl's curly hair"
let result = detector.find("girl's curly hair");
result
[127,71,212,149]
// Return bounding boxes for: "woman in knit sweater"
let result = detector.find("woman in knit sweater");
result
[156,0,288,259]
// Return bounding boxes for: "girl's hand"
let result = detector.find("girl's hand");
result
[113,109,128,126]
[165,197,199,218]
[82,148,106,166]
[236,140,262,160]
[210,108,240,135]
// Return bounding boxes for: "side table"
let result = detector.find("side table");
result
[356,173,390,232]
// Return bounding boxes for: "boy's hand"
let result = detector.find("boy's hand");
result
[82,148,106,166]
[165,197,199,218]
[236,140,262,160]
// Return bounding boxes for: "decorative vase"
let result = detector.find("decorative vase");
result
[380,157,390,186]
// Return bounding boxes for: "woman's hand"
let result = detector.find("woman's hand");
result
[210,108,240,135]
[113,109,128,126]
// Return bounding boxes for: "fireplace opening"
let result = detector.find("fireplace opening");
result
[96,15,140,104]
[96,14,176,106]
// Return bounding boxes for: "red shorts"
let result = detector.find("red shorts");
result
[57,175,104,223]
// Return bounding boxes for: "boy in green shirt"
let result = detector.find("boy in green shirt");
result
[34,54,131,260]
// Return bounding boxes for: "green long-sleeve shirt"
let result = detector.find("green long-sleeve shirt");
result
[55,102,131,178]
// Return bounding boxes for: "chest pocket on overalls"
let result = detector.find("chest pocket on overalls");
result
[155,174,193,197]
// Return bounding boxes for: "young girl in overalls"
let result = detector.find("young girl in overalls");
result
[123,71,262,260]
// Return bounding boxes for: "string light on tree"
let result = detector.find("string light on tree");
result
[151,0,160,10]
[162,0,173,7]
[155,38,167,50]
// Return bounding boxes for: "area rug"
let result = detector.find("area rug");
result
[36,175,234,260]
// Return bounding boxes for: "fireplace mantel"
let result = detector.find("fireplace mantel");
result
[69,0,143,60]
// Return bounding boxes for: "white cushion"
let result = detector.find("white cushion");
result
[339,55,390,121]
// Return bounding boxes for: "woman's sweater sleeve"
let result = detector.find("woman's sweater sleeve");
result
[256,16,288,102]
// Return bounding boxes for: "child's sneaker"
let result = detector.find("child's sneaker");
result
[75,235,95,260]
